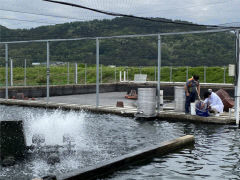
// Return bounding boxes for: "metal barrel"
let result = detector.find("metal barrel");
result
[174,86,185,112]
[137,88,157,117]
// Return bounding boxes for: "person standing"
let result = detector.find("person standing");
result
[184,75,200,114]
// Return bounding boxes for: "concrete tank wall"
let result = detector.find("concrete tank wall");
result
[0,82,234,100]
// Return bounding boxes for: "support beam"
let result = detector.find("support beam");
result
[223,66,226,84]
[101,64,103,84]
[154,66,157,81]
[204,66,207,83]
[114,66,117,83]
[96,38,99,107]
[46,41,50,103]
[170,66,172,82]
[24,59,27,86]
[67,62,69,84]
[75,63,78,84]
[5,44,8,99]
[85,63,87,85]
[157,35,161,113]
[10,59,13,86]
[119,71,122,82]
[235,30,240,125]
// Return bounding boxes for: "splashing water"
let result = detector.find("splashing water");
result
[23,109,86,146]
[0,106,86,147]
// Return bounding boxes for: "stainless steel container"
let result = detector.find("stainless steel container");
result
[136,88,157,118]
[175,86,185,112]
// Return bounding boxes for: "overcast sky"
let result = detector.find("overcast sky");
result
[0,0,240,29]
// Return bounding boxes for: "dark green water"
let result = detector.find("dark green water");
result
[107,123,240,180]
[1,105,239,180]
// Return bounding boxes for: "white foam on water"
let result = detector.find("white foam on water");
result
[23,109,86,146]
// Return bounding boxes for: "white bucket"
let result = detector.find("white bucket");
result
[190,102,196,115]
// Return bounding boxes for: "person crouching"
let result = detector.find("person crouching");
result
[203,91,224,116]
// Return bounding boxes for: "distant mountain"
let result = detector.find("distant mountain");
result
[0,17,235,66]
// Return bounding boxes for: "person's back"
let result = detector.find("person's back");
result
[186,77,199,94]
[204,92,224,114]
[184,75,200,114]
[209,92,223,107]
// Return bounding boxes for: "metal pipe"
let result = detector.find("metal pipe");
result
[186,66,189,82]
[75,63,78,84]
[46,41,50,103]
[67,62,69,84]
[223,66,226,84]
[235,30,240,125]
[157,35,161,113]
[5,44,8,99]
[127,68,128,81]
[0,28,234,45]
[10,58,13,86]
[96,38,99,107]
[24,59,27,86]
[123,71,126,82]
[114,66,116,83]
[170,66,172,82]
[154,66,156,81]
[85,63,87,85]
[101,64,102,84]
[204,66,206,83]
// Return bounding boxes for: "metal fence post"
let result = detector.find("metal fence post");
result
[204,66,206,83]
[46,41,50,103]
[157,35,161,113]
[85,63,87,85]
[186,66,188,82]
[75,63,78,84]
[236,30,240,125]
[96,38,99,107]
[24,59,27,86]
[223,66,226,84]
[67,62,69,84]
[127,67,128,81]
[10,58,13,86]
[5,44,8,99]
[101,64,103,84]
[170,66,172,82]
[154,66,156,81]
[115,66,117,83]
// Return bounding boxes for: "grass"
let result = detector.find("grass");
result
[0,65,234,86]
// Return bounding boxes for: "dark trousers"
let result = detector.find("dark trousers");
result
[185,92,197,113]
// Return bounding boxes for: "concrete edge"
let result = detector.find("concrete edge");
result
[0,99,235,125]
[157,113,236,125]
[58,135,194,180]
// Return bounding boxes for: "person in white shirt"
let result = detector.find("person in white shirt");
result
[203,91,224,116]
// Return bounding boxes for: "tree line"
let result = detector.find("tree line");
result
[0,17,235,67]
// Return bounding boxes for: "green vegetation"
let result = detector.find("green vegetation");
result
[0,17,235,67]
[0,65,234,86]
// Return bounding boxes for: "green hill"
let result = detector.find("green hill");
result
[0,17,235,67]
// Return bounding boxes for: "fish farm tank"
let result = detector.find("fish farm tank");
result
[0,105,240,179]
